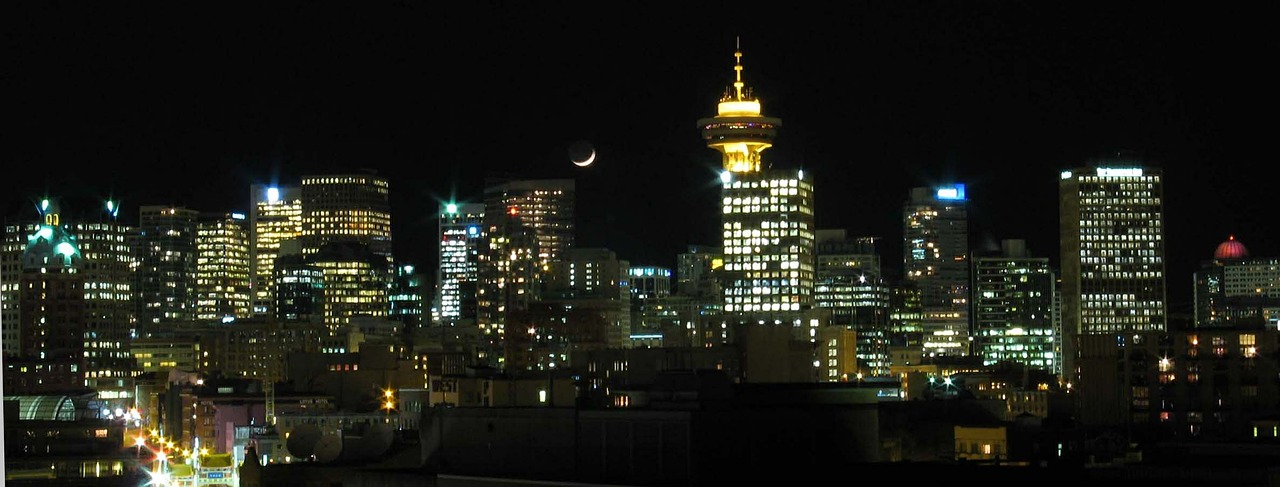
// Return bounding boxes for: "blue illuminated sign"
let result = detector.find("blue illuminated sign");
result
[935,184,966,201]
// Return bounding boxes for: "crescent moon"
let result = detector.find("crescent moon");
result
[572,149,596,167]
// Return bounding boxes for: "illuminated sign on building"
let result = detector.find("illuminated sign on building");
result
[935,184,966,201]
[1096,167,1143,177]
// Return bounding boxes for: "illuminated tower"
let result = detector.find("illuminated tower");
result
[18,200,86,393]
[437,202,484,327]
[698,44,815,324]
[1060,164,1166,380]
[476,178,575,367]
[300,174,393,270]
[903,184,970,357]
[196,211,252,321]
[250,184,302,317]
[137,205,199,327]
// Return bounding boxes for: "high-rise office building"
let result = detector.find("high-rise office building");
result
[274,245,324,324]
[1059,164,1166,381]
[477,178,575,367]
[390,263,426,330]
[4,199,136,409]
[482,179,575,265]
[300,173,393,270]
[437,202,484,326]
[698,46,814,324]
[17,201,86,391]
[903,184,970,357]
[250,184,302,316]
[815,230,890,376]
[1194,236,1280,329]
[136,205,199,327]
[308,241,388,335]
[196,211,252,321]
[972,239,1059,375]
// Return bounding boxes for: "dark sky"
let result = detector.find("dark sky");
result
[6,2,1278,313]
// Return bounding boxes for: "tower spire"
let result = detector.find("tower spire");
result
[698,38,781,174]
[732,37,746,101]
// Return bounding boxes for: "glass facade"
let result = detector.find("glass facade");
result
[903,185,970,357]
[972,241,1059,374]
[136,206,199,327]
[437,203,484,325]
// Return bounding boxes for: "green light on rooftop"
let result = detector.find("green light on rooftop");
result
[55,242,77,258]
[446,203,458,214]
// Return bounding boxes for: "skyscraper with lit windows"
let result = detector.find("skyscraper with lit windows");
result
[250,184,302,316]
[309,241,388,336]
[476,178,575,367]
[437,202,484,327]
[300,173,393,270]
[698,45,815,325]
[972,239,1058,375]
[137,205,199,327]
[815,230,890,376]
[1059,163,1166,380]
[903,184,970,357]
[196,211,252,321]
[2,198,137,411]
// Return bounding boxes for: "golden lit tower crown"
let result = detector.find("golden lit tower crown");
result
[697,41,782,173]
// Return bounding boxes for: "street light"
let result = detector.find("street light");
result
[382,387,396,421]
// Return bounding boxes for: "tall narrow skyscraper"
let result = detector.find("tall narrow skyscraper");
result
[698,45,815,325]
[250,184,302,317]
[1059,164,1166,380]
[300,173,393,270]
[195,211,252,321]
[136,205,199,327]
[903,184,970,357]
[437,202,484,327]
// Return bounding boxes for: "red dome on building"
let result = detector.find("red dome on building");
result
[1214,235,1249,260]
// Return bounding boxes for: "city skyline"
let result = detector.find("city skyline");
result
[6,2,1276,314]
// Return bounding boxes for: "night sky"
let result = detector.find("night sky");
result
[6,2,1278,314]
